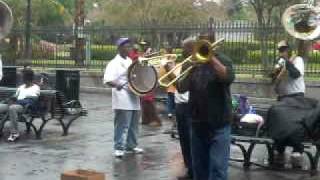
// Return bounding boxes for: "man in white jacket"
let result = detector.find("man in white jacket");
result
[103,38,143,158]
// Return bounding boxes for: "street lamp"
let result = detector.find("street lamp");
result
[25,0,32,60]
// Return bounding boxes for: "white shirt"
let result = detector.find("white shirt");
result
[103,54,140,110]
[275,56,305,96]
[174,91,189,104]
[15,84,40,100]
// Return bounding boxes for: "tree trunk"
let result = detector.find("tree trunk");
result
[74,0,85,66]
[257,19,270,76]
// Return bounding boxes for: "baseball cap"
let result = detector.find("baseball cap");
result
[277,40,289,49]
[116,37,130,47]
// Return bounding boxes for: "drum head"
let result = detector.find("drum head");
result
[128,62,158,96]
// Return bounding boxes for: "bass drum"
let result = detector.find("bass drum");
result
[127,61,158,96]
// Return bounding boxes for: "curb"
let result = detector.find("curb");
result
[80,86,111,94]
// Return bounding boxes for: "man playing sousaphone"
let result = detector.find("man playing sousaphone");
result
[272,40,305,99]
[268,40,308,168]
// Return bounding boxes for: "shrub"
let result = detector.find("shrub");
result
[246,50,277,64]
[91,45,117,60]
[222,46,248,64]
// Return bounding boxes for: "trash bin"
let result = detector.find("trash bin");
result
[56,70,80,101]
[0,66,17,87]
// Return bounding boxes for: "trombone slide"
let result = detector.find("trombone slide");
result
[158,38,225,88]
[158,56,193,88]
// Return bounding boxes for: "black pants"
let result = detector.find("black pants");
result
[275,93,305,154]
[176,103,193,177]
[274,128,305,154]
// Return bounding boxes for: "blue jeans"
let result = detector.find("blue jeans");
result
[176,103,193,176]
[114,110,140,151]
[191,123,231,180]
[167,92,175,115]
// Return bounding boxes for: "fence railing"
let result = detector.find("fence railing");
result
[1,21,319,77]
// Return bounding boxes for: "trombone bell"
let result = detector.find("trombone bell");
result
[193,40,213,63]
[192,38,225,63]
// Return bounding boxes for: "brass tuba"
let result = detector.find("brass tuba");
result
[282,3,320,40]
[0,1,12,40]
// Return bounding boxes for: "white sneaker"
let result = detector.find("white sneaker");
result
[168,113,173,118]
[133,147,144,154]
[127,147,144,154]
[114,150,125,158]
[290,152,303,168]
[8,133,20,142]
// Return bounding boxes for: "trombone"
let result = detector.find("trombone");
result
[158,38,224,88]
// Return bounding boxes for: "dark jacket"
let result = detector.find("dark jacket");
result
[177,52,235,129]
[267,96,320,141]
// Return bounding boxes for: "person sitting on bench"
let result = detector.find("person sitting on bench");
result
[0,68,40,142]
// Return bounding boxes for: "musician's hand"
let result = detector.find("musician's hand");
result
[164,62,175,72]
[116,82,127,91]
[210,55,220,65]
[116,85,123,91]
[107,82,126,91]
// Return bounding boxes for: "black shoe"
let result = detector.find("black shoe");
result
[290,152,303,169]
[177,174,192,180]
[272,151,285,168]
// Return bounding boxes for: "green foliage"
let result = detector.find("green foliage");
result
[95,0,222,26]
[245,50,276,64]
[308,51,320,62]
[4,0,72,27]
[32,0,72,26]
[3,0,26,27]
[91,45,117,60]
[221,41,277,64]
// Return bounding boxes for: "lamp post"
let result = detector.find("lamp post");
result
[25,0,32,60]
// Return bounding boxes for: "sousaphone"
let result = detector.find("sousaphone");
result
[0,1,13,40]
[282,4,320,40]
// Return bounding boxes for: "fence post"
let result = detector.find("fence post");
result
[74,0,85,66]
[208,17,215,42]
[24,0,32,61]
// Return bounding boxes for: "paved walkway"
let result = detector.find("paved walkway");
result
[0,93,318,180]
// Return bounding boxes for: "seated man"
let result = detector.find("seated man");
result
[0,68,40,142]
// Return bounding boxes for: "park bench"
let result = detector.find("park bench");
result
[0,87,87,139]
[231,97,320,175]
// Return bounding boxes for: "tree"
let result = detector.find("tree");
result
[247,0,302,26]
[246,0,302,74]
[3,0,72,27]
[223,0,244,19]
[1,0,72,64]
[91,0,226,26]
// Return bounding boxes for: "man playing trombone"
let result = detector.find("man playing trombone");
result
[177,34,235,180]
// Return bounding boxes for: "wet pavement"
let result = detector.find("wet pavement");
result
[0,92,319,180]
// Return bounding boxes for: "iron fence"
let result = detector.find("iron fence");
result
[1,20,320,76]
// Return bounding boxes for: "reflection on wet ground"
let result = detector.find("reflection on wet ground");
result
[0,93,318,180]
